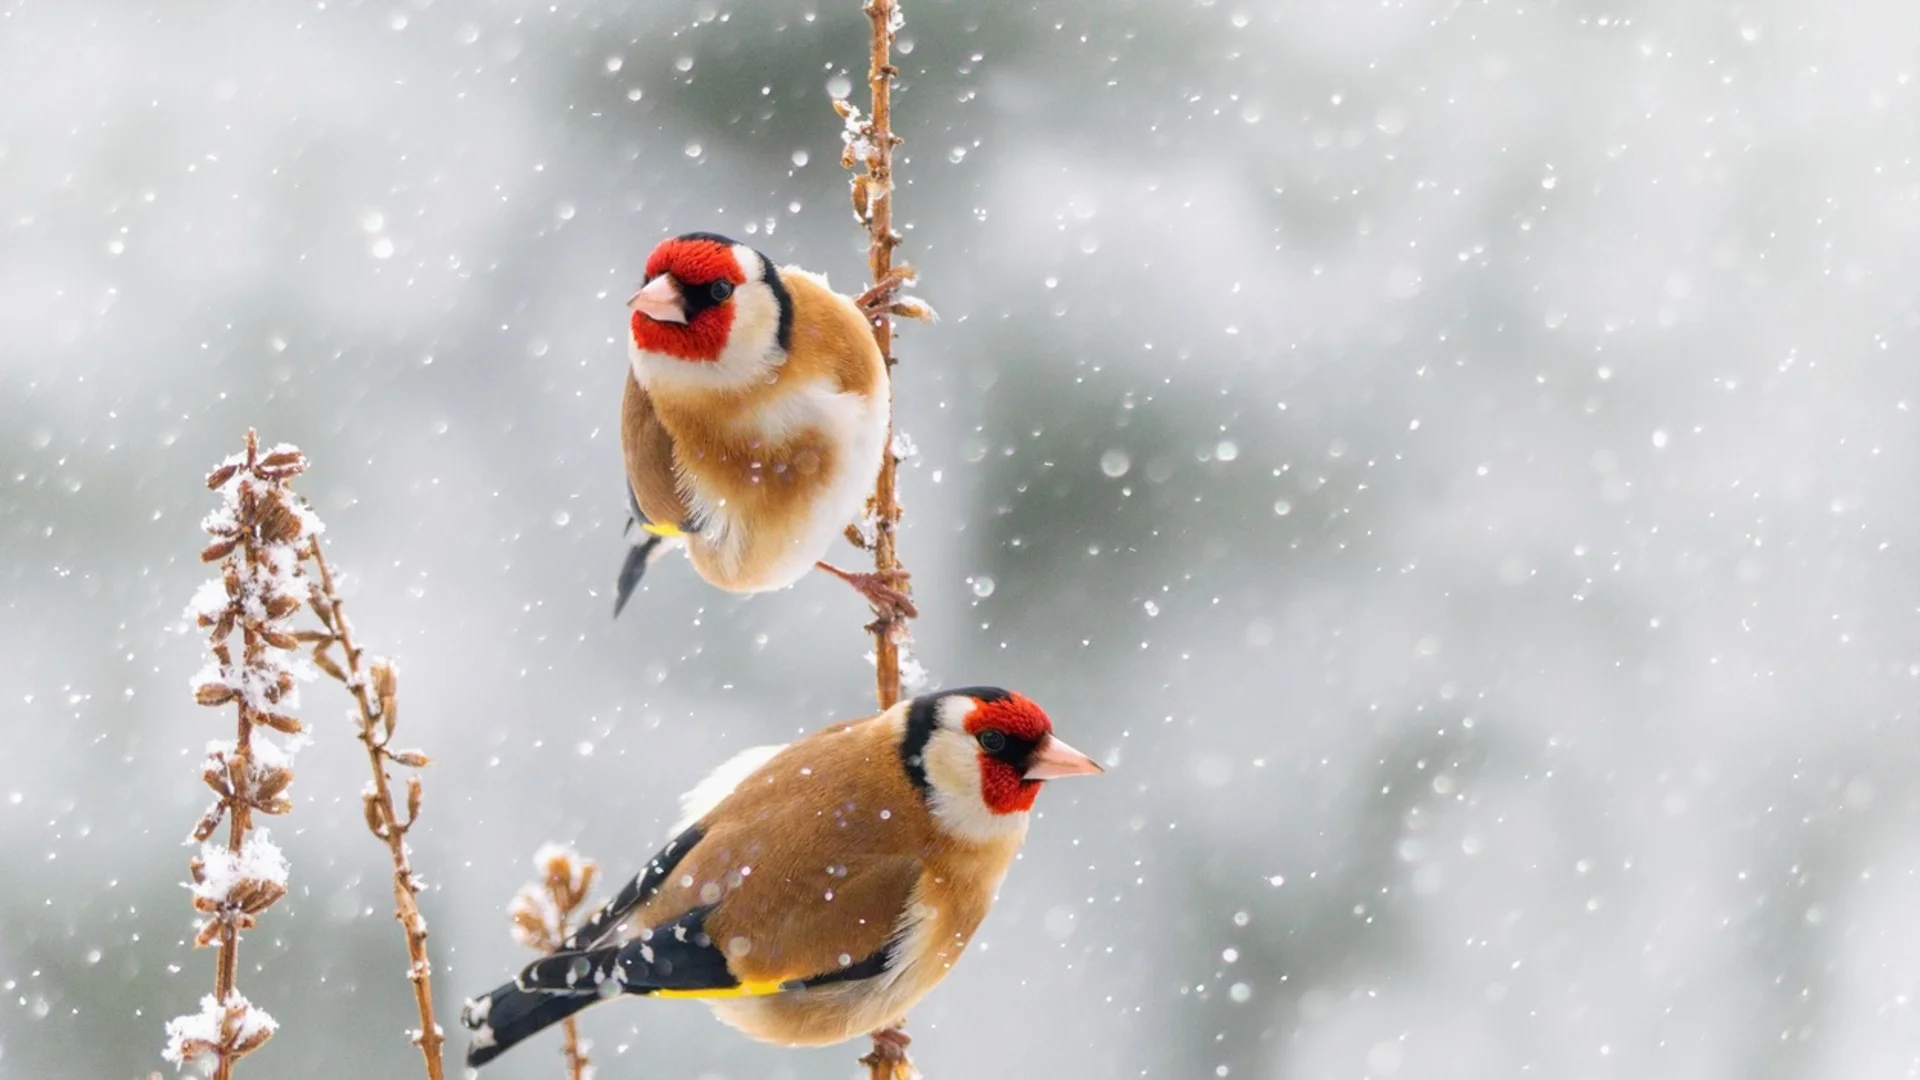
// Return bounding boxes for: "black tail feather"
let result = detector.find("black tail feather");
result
[613,533,665,617]
[462,977,603,1069]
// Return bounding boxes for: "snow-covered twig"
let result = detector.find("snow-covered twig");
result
[169,429,316,1078]
[303,533,447,1080]
[841,3,926,1077]
[507,845,601,1080]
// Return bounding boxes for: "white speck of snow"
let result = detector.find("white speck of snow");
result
[970,576,995,598]
[1100,449,1131,477]
[1044,904,1077,940]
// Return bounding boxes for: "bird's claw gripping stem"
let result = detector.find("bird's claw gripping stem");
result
[861,1027,915,1080]
[855,266,917,321]
[817,562,918,623]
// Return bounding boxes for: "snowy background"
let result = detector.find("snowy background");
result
[6,0,1920,1077]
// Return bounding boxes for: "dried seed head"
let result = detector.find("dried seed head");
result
[256,449,305,475]
[851,175,872,222]
[890,297,938,322]
[254,767,293,804]
[363,791,387,838]
[195,683,237,707]
[309,645,346,683]
[370,659,397,702]
[256,497,302,546]
[191,807,224,843]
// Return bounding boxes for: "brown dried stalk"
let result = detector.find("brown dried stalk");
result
[508,846,602,1080]
[165,430,312,1077]
[302,537,447,1080]
[840,2,923,1077]
[839,0,931,723]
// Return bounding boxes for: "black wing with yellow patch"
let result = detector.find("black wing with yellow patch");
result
[464,902,895,1069]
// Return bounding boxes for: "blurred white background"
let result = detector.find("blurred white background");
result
[6,0,1920,1077]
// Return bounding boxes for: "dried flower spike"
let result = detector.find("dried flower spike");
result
[168,430,319,1079]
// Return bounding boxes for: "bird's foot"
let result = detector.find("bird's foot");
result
[816,562,918,622]
[860,1027,916,1080]
[855,266,932,323]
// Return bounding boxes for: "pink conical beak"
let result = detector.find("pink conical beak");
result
[1024,735,1105,780]
[628,275,686,324]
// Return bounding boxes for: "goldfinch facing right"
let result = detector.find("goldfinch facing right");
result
[461,686,1102,1067]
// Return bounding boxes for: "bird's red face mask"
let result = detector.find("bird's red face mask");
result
[629,236,747,362]
[965,692,1102,815]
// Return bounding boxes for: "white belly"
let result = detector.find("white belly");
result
[685,378,888,592]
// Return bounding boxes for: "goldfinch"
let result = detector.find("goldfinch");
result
[460,686,1103,1066]
[613,231,913,618]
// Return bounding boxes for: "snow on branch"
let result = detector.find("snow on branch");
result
[165,429,445,1079]
[167,429,317,1078]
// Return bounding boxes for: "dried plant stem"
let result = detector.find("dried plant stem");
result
[304,541,447,1080]
[862,0,908,715]
[839,0,918,716]
[167,430,310,1076]
[562,1018,590,1080]
[845,2,920,1077]
[509,846,601,1080]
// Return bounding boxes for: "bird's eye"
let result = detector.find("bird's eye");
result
[977,730,1007,754]
[709,280,734,301]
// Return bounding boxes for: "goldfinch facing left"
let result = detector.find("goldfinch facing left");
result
[613,232,913,619]
[460,686,1102,1067]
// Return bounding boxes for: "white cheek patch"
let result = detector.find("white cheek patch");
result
[922,728,1028,843]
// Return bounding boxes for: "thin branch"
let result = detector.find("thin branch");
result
[842,0,915,715]
[843,2,923,1077]
[304,540,448,1080]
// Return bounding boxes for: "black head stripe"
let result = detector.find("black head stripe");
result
[759,250,794,353]
[673,230,741,247]
[899,694,940,793]
[938,686,1011,704]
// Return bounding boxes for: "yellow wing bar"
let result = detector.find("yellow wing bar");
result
[650,978,788,1000]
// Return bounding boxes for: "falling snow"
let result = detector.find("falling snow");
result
[6,3,1920,1079]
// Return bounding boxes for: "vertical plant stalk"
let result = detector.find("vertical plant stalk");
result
[303,541,447,1080]
[843,4,924,1078]
[508,846,601,1080]
[165,430,311,1077]
[841,0,932,717]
